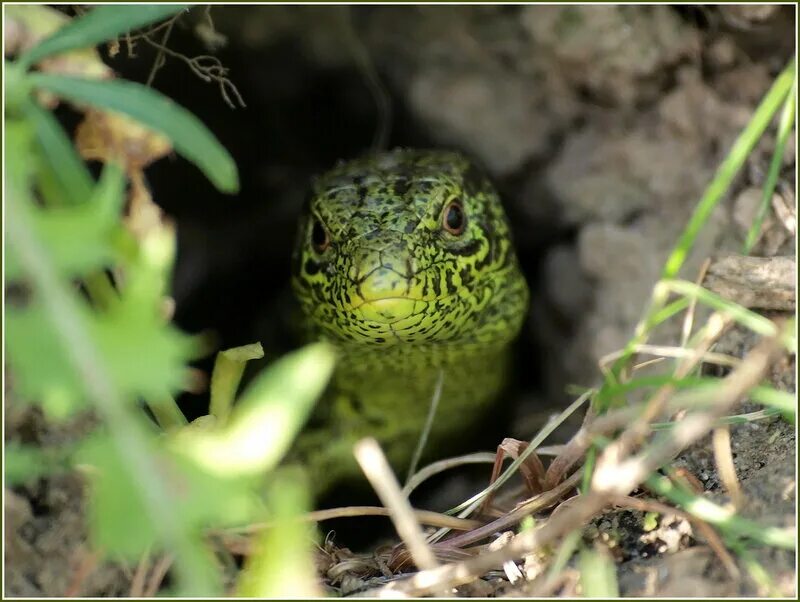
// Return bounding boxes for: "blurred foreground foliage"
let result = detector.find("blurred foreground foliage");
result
[5,5,332,596]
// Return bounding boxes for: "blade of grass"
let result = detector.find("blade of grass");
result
[749,385,796,423]
[405,369,443,485]
[579,545,619,598]
[28,74,239,193]
[18,5,187,68]
[605,58,795,388]
[743,74,797,254]
[597,374,716,404]
[544,529,582,589]
[728,539,783,597]
[650,407,781,430]
[645,474,794,549]
[663,58,795,279]
[663,279,778,337]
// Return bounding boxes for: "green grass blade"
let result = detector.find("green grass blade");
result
[663,58,794,279]
[663,279,778,337]
[646,475,795,549]
[596,374,717,406]
[749,385,796,423]
[650,407,781,430]
[18,5,187,68]
[579,546,620,597]
[647,296,691,328]
[28,74,239,193]
[743,74,797,254]
[22,99,94,205]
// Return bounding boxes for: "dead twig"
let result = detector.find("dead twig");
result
[703,255,796,311]
[140,32,245,109]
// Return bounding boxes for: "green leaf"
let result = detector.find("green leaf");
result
[92,292,196,401]
[28,74,239,193]
[5,441,71,485]
[7,163,124,282]
[79,433,258,560]
[23,99,94,206]
[174,343,336,477]
[18,5,188,68]
[236,470,320,597]
[6,303,90,419]
[7,292,194,419]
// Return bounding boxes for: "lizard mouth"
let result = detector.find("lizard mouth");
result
[355,297,418,324]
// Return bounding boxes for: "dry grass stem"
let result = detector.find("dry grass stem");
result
[712,425,745,509]
[594,333,783,494]
[144,555,174,598]
[128,549,151,597]
[229,506,481,534]
[600,343,740,370]
[682,257,712,347]
[354,438,440,572]
[435,471,582,550]
[405,370,444,485]
[402,452,498,497]
[594,313,732,474]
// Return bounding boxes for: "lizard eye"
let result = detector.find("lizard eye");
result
[442,200,466,235]
[311,218,330,253]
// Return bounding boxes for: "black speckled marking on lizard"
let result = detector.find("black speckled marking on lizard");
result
[290,149,529,493]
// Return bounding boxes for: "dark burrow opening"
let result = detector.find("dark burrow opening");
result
[104,7,578,550]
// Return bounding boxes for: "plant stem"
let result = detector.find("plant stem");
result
[7,168,220,596]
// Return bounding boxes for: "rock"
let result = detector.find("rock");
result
[520,5,699,106]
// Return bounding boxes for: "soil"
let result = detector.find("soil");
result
[4,4,796,597]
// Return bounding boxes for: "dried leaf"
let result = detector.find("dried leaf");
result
[76,109,172,173]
